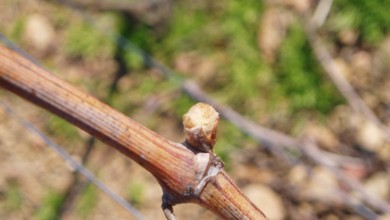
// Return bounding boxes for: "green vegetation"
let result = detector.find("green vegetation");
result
[10,17,25,43]
[3,0,390,218]
[331,0,390,44]
[163,0,266,113]
[274,23,343,113]
[3,182,23,211]
[173,95,196,119]
[45,115,81,145]
[109,0,344,139]
[75,184,97,218]
[127,182,144,206]
[17,0,390,200]
[63,20,114,59]
[34,191,64,220]
[214,121,250,170]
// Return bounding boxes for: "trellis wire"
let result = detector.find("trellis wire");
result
[54,3,388,217]
[0,37,145,220]
[2,1,386,217]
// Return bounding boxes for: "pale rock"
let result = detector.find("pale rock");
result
[348,51,372,89]
[297,202,316,219]
[347,113,364,129]
[339,29,358,46]
[243,184,285,220]
[377,143,390,161]
[363,172,390,200]
[362,93,379,109]
[357,120,384,152]
[301,166,339,202]
[303,123,339,150]
[24,14,55,52]
[352,51,372,73]
[328,106,355,133]
[288,164,308,185]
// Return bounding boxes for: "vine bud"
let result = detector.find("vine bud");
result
[183,103,219,152]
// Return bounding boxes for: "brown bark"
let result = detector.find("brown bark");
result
[0,45,267,219]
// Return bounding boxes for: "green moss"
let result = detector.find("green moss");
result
[123,49,144,70]
[214,121,250,170]
[34,191,64,220]
[172,95,195,119]
[215,1,266,112]
[332,0,390,44]
[63,20,113,59]
[274,23,343,113]
[10,17,25,42]
[4,183,23,211]
[127,182,144,206]
[76,184,97,218]
[110,0,266,117]
[45,115,81,144]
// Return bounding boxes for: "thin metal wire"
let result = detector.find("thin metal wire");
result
[0,101,145,220]
[0,37,145,220]
[56,0,183,84]
[54,4,388,216]
[1,3,384,217]
[0,34,41,66]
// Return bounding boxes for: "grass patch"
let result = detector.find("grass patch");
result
[3,182,23,211]
[127,182,144,206]
[274,23,343,114]
[45,115,81,144]
[75,184,97,218]
[34,190,64,220]
[331,0,390,44]
[10,17,25,42]
[63,20,113,59]
[214,121,251,170]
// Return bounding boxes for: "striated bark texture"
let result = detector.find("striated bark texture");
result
[0,45,267,220]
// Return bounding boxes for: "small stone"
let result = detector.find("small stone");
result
[243,184,286,220]
[303,123,339,151]
[377,143,390,161]
[301,166,339,202]
[24,14,55,52]
[363,172,390,200]
[288,164,308,185]
[357,120,384,152]
[339,29,358,46]
[351,51,372,75]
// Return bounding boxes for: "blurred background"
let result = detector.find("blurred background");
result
[0,0,390,219]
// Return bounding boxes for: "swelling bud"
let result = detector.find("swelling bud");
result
[183,103,219,152]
